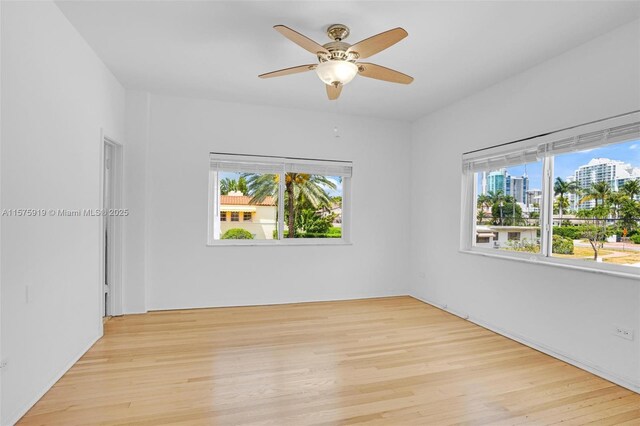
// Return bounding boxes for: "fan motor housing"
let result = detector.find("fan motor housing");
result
[327,24,349,41]
[319,41,358,63]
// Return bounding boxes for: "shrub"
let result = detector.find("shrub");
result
[553,226,582,240]
[327,227,341,235]
[504,238,540,253]
[300,232,341,238]
[491,202,522,225]
[552,235,574,254]
[221,228,253,240]
[295,209,334,234]
[630,234,640,244]
[276,230,342,238]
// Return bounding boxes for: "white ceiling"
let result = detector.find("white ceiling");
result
[56,1,640,121]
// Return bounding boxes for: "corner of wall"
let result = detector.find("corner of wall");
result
[122,91,151,314]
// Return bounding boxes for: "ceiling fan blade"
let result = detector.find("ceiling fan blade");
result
[357,63,413,84]
[259,64,317,79]
[274,25,329,56]
[347,28,408,59]
[326,84,342,100]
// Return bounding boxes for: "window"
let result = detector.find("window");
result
[208,153,352,245]
[283,172,343,239]
[462,112,640,276]
[473,158,543,253]
[551,138,640,266]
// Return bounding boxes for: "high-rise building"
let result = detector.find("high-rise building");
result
[573,158,640,208]
[510,174,529,204]
[484,169,529,204]
[486,169,506,194]
[526,189,542,209]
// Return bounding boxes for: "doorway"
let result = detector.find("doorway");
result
[101,136,123,319]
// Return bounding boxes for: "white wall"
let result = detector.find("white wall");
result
[124,93,412,311]
[410,20,640,391]
[123,91,150,314]
[0,2,125,424]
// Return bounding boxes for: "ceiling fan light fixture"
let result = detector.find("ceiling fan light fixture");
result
[261,24,412,100]
[315,60,358,86]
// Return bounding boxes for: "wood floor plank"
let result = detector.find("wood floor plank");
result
[17,296,640,425]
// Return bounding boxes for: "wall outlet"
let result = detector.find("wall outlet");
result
[613,326,634,341]
[0,360,7,370]
[418,271,426,279]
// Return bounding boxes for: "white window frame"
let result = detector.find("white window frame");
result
[208,153,352,246]
[461,111,640,280]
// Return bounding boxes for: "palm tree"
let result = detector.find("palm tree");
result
[621,179,640,200]
[553,177,578,224]
[243,173,335,238]
[608,191,629,219]
[477,194,491,210]
[237,176,248,195]
[580,181,611,209]
[220,177,238,195]
[487,190,506,206]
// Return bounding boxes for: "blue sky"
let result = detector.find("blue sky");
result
[220,172,343,197]
[478,138,640,192]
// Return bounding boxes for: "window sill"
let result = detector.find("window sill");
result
[207,239,352,247]
[459,248,640,281]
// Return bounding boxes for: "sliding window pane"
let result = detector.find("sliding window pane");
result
[214,171,278,240]
[283,173,342,239]
[474,160,543,253]
[551,138,640,265]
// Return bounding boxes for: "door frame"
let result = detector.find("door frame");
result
[99,130,124,321]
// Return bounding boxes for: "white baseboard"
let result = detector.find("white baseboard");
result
[4,333,102,426]
[411,295,640,394]
[148,292,408,312]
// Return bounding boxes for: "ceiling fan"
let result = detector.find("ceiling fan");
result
[259,24,413,100]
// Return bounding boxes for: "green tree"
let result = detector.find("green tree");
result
[477,194,492,210]
[477,209,487,224]
[477,194,492,225]
[553,177,578,224]
[285,174,335,236]
[619,198,640,231]
[487,190,508,206]
[220,177,237,195]
[491,201,522,226]
[608,191,629,219]
[621,179,640,200]
[580,181,611,208]
[237,176,248,195]
[243,173,335,238]
[220,176,249,195]
[553,197,569,215]
[578,205,609,261]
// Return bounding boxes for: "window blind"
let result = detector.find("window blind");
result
[209,159,283,174]
[210,154,352,177]
[462,146,539,174]
[285,162,352,177]
[462,112,640,174]
[538,122,640,157]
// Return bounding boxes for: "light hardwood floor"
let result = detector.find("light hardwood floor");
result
[19,296,640,425]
